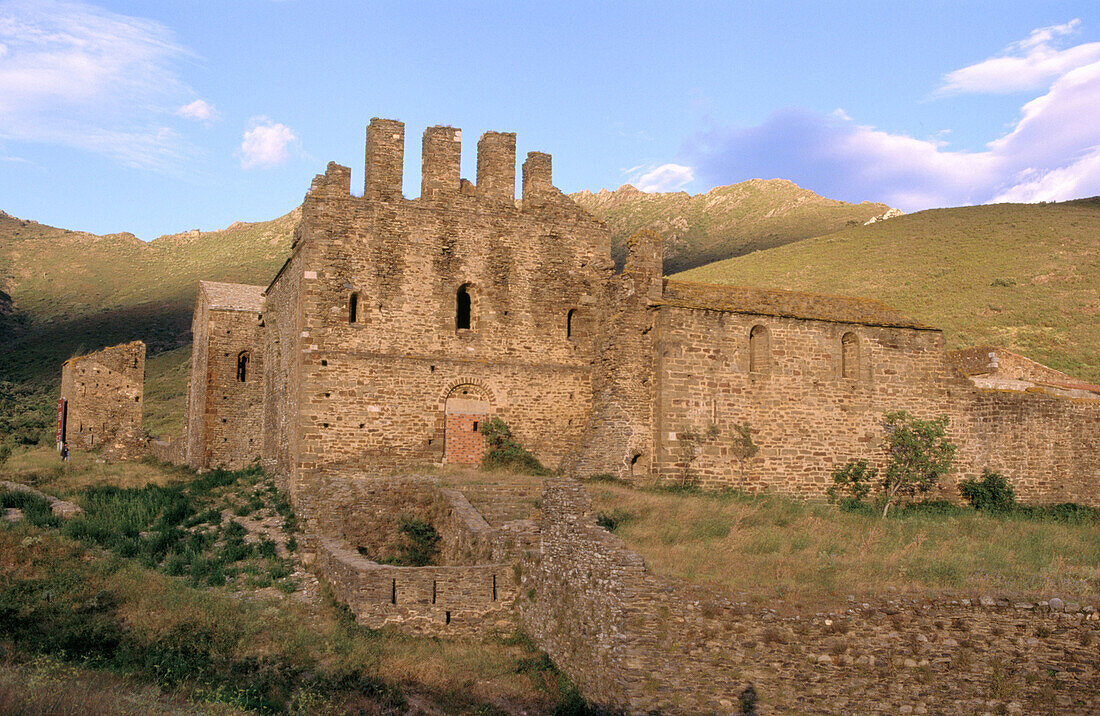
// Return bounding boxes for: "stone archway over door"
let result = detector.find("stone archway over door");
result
[444,384,491,465]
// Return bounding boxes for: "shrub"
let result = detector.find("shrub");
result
[479,417,550,475]
[0,488,60,528]
[595,509,634,533]
[959,469,1016,512]
[879,411,956,518]
[392,518,440,567]
[826,459,876,507]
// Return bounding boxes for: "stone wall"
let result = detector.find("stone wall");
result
[647,304,959,494]
[299,471,532,636]
[265,120,614,503]
[521,478,1100,714]
[59,341,145,459]
[183,284,265,470]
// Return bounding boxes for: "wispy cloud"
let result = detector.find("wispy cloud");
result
[0,0,193,168]
[680,23,1100,211]
[625,163,695,192]
[938,19,1100,95]
[239,117,297,169]
[177,99,219,124]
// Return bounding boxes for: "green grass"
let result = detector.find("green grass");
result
[0,450,583,714]
[572,179,890,272]
[0,209,297,446]
[678,198,1100,382]
[586,481,1100,610]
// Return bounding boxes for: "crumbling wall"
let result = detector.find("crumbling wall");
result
[59,341,145,459]
[273,120,612,502]
[521,478,1100,713]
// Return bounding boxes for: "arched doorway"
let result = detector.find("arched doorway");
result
[444,383,491,465]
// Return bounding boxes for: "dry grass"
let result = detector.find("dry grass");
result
[586,481,1100,610]
[0,452,568,713]
[0,654,245,715]
[1,445,187,495]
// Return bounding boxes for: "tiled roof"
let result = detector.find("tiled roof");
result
[658,280,931,329]
[200,281,265,311]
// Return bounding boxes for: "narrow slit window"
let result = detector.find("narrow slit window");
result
[348,292,358,323]
[456,283,472,330]
[749,325,770,374]
[566,308,576,339]
[236,351,250,382]
[842,332,859,379]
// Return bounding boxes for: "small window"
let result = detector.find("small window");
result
[237,351,250,382]
[348,292,358,323]
[842,332,859,379]
[566,308,577,339]
[749,325,770,374]
[456,283,472,330]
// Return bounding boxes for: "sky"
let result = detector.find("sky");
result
[1,1,1099,239]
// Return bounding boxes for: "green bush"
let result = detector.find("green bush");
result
[479,417,550,475]
[595,509,634,533]
[392,518,440,567]
[0,488,60,528]
[826,459,876,506]
[959,469,1016,512]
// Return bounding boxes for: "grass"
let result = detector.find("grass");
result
[0,448,582,714]
[586,480,1100,610]
[678,198,1100,382]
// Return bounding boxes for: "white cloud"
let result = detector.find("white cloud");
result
[239,118,297,169]
[0,0,193,168]
[939,19,1100,95]
[176,99,219,124]
[626,163,695,192]
[682,23,1100,212]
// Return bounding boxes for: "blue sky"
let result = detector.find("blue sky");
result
[2,1,1099,239]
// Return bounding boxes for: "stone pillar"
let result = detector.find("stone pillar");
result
[477,131,516,201]
[421,125,461,197]
[364,118,405,202]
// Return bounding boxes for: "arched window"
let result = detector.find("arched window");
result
[237,351,250,382]
[456,283,472,330]
[749,325,770,374]
[842,332,859,379]
[566,308,577,339]
[348,292,358,323]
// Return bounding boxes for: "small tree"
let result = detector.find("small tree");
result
[730,422,759,489]
[959,469,1016,512]
[826,459,877,507]
[879,411,956,517]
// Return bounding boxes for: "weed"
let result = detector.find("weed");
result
[479,418,551,475]
[595,508,634,533]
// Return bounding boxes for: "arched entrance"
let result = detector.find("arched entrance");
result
[444,383,491,466]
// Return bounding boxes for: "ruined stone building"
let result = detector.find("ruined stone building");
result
[159,117,1099,506]
[58,340,146,460]
[59,119,1100,711]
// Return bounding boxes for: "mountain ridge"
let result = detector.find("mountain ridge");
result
[570,178,893,272]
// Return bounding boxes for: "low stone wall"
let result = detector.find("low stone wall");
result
[521,478,1100,714]
[315,537,517,636]
[149,437,184,465]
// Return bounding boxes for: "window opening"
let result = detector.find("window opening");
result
[349,292,358,323]
[842,332,859,379]
[749,325,770,374]
[456,283,471,330]
[567,308,577,339]
[236,351,250,382]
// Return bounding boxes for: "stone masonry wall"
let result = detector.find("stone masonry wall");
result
[59,341,145,458]
[649,306,959,494]
[186,305,264,470]
[521,478,1100,714]
[273,120,614,502]
[564,231,662,481]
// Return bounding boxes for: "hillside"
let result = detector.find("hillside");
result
[0,211,296,441]
[678,199,1100,382]
[571,179,893,273]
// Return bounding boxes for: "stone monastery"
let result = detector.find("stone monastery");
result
[57,118,1100,712]
[61,117,1098,502]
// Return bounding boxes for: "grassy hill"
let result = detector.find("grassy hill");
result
[0,210,296,442]
[571,179,892,273]
[678,199,1100,382]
